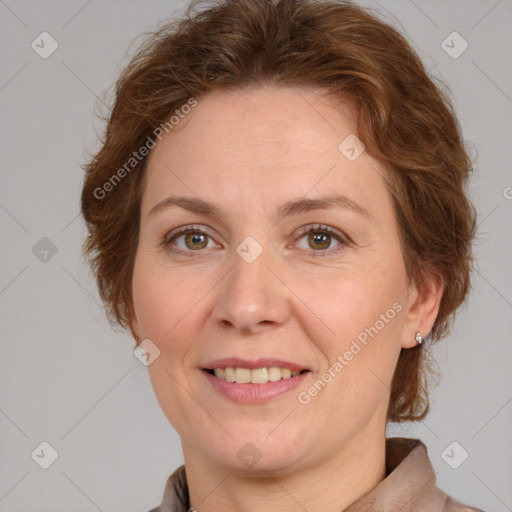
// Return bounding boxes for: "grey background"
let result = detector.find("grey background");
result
[0,0,511,511]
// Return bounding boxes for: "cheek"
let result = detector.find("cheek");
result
[293,267,405,409]
[132,256,206,342]
[132,260,207,432]
[296,269,405,353]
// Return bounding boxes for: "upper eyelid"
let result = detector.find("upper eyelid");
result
[295,224,345,239]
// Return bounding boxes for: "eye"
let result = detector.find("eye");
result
[162,223,348,257]
[294,224,347,256]
[162,225,218,255]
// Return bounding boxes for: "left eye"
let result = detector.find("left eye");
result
[295,225,344,253]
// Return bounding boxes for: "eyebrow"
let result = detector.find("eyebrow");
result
[147,193,371,222]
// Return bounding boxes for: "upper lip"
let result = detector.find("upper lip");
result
[203,357,309,371]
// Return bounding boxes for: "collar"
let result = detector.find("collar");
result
[150,437,480,512]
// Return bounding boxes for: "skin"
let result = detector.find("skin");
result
[130,86,443,512]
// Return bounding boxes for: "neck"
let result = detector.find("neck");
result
[183,420,387,512]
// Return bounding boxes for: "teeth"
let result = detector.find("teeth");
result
[234,367,251,383]
[211,366,304,384]
[268,366,282,381]
[214,368,225,380]
[251,367,268,384]
[224,367,235,382]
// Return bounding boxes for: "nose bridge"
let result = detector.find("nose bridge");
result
[211,233,290,333]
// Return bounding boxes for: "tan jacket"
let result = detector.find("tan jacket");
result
[148,437,485,511]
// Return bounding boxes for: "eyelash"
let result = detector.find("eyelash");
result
[161,224,349,258]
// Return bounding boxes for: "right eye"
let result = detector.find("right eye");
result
[163,225,219,255]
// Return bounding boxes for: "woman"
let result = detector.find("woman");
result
[80,0,484,510]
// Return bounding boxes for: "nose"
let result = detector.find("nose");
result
[211,242,292,336]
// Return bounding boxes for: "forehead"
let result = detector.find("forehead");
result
[176,86,359,155]
[141,86,391,222]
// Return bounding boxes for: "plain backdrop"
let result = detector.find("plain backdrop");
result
[0,1,511,511]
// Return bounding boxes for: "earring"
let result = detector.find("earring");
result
[415,332,422,345]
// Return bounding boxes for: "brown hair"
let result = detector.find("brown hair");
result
[80,0,476,423]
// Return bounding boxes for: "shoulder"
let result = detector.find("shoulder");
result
[384,437,486,512]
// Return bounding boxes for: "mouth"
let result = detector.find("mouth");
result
[203,367,310,384]
[201,360,312,404]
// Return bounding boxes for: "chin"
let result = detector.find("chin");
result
[213,447,303,476]
[198,426,309,474]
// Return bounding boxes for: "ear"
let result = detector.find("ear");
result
[400,270,444,349]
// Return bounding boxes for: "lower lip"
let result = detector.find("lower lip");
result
[202,370,311,404]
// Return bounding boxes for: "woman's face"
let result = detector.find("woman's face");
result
[131,86,432,474]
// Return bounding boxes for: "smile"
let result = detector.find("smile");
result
[202,366,311,404]
[206,367,307,384]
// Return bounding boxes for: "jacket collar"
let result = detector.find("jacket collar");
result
[345,437,445,511]
[151,437,462,511]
